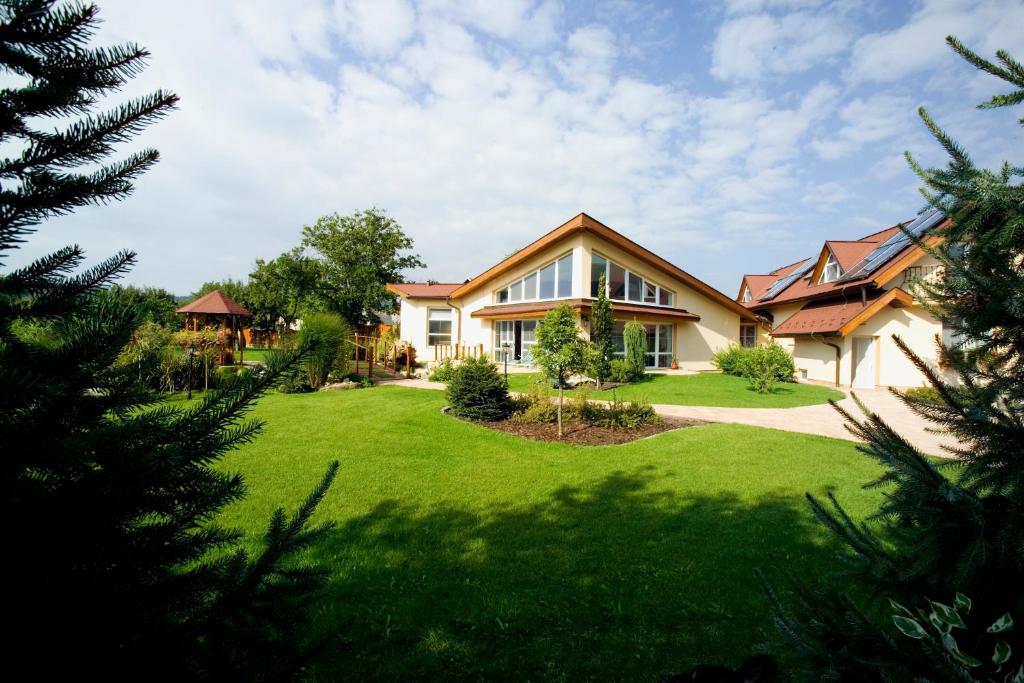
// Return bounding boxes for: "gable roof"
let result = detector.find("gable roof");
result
[449,212,758,321]
[386,282,462,299]
[176,290,251,316]
[738,274,777,301]
[771,287,913,337]
[742,213,948,308]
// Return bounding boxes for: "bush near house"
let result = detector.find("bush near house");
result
[429,358,457,382]
[624,320,647,381]
[713,343,796,393]
[447,356,510,421]
[297,312,351,389]
[608,358,634,384]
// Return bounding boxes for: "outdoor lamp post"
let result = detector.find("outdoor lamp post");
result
[501,342,510,382]
[187,342,196,400]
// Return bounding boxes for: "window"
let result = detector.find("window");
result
[820,253,842,283]
[428,308,452,347]
[590,252,675,308]
[590,254,607,297]
[556,254,573,298]
[608,262,626,299]
[493,319,539,364]
[610,321,673,368]
[741,286,751,303]
[538,262,556,299]
[523,272,537,300]
[495,253,573,304]
[740,323,756,348]
[627,272,643,302]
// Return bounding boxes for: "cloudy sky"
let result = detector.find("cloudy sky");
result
[15,0,1024,296]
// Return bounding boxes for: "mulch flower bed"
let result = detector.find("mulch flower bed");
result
[467,416,706,446]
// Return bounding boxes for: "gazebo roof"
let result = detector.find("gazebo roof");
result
[176,290,251,316]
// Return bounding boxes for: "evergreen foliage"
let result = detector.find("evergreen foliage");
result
[589,273,613,388]
[297,311,349,389]
[623,320,647,380]
[763,38,1024,680]
[533,303,587,438]
[446,355,510,421]
[0,2,338,677]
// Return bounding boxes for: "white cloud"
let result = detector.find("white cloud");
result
[846,0,1024,84]
[711,10,851,81]
[333,0,417,57]
[812,93,917,160]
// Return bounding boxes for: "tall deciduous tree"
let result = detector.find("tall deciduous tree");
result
[247,247,320,331]
[762,38,1024,681]
[533,303,587,438]
[301,208,425,326]
[0,2,337,677]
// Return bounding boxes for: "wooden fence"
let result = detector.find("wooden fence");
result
[351,334,414,379]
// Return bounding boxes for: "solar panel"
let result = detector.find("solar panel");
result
[836,209,944,283]
[757,258,816,302]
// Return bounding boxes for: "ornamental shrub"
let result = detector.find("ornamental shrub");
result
[297,312,350,389]
[429,358,456,382]
[447,356,510,420]
[608,358,634,383]
[623,321,647,380]
[712,344,748,376]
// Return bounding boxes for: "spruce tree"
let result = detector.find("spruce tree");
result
[1,2,338,678]
[589,273,613,389]
[762,38,1024,681]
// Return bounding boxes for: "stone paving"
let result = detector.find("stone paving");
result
[382,378,958,457]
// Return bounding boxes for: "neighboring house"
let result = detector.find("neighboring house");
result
[388,213,758,370]
[737,209,949,389]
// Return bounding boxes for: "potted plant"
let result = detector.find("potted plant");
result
[670,356,679,370]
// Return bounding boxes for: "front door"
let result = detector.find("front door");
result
[852,336,876,389]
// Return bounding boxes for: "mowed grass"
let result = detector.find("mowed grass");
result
[505,371,845,408]
[215,385,882,680]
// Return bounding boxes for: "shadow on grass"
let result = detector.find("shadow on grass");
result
[310,466,838,681]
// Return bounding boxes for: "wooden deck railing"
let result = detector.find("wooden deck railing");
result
[433,343,486,362]
[352,334,414,379]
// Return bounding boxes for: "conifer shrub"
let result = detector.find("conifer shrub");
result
[297,312,350,388]
[447,356,510,420]
[624,321,647,380]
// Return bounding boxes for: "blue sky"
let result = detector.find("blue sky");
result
[14,0,1024,296]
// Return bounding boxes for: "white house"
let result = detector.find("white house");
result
[387,213,759,371]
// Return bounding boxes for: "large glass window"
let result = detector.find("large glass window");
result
[609,321,673,368]
[538,262,556,299]
[608,262,626,299]
[495,253,573,304]
[523,272,537,300]
[591,252,675,309]
[556,254,573,298]
[590,254,607,297]
[428,308,452,347]
[493,319,539,364]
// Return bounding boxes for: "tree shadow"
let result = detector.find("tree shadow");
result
[310,466,836,681]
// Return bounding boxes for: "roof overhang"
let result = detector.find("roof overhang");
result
[471,298,701,323]
[449,213,758,321]
[770,287,913,338]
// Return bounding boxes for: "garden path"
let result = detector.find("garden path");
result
[385,379,958,457]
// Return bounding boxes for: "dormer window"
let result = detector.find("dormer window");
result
[820,253,843,283]
[741,286,751,303]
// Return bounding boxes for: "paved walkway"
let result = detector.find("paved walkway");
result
[383,378,957,456]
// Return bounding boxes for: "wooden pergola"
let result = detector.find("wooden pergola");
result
[175,290,252,363]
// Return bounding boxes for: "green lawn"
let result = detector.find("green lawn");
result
[504,371,844,408]
[215,385,882,680]
[238,347,272,364]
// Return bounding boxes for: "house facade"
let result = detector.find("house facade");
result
[388,213,758,371]
[737,209,950,389]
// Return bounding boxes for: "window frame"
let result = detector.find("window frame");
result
[591,250,676,309]
[739,323,757,348]
[820,253,842,284]
[427,307,453,347]
[494,252,574,304]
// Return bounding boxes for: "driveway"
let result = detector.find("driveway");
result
[384,378,958,457]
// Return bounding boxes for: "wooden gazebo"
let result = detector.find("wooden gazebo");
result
[176,290,252,363]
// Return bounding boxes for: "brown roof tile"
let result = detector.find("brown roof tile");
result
[771,288,913,337]
[176,290,251,316]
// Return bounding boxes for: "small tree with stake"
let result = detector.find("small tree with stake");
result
[759,37,1024,681]
[1,2,339,678]
[533,303,587,438]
